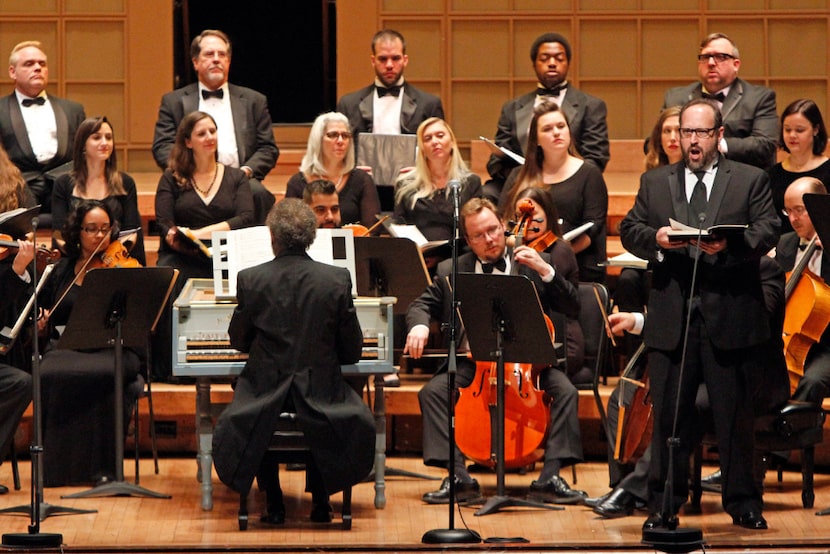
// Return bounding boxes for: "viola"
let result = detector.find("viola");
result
[782,235,830,394]
[455,201,556,469]
[526,230,557,253]
[0,233,61,273]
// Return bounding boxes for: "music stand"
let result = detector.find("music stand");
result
[354,236,431,315]
[353,236,439,481]
[59,267,177,499]
[455,273,562,518]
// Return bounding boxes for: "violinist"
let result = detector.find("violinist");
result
[38,200,143,486]
[0,159,36,494]
[405,197,587,505]
[508,186,585,381]
[302,179,341,229]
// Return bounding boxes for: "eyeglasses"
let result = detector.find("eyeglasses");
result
[325,131,352,141]
[782,206,807,217]
[82,225,111,235]
[697,52,736,64]
[468,224,503,243]
[679,127,717,139]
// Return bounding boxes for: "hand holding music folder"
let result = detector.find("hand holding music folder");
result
[666,217,748,241]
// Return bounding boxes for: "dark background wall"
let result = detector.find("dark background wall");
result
[174,0,336,124]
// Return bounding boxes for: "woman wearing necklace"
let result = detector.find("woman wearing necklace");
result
[52,116,145,265]
[284,112,379,227]
[500,101,607,283]
[768,99,830,234]
[155,110,254,282]
[393,117,482,262]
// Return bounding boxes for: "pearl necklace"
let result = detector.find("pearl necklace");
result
[192,164,219,195]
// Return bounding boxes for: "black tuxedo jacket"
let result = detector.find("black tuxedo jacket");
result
[487,87,610,183]
[776,231,830,282]
[0,93,85,182]
[619,156,780,351]
[213,252,374,495]
[151,83,279,179]
[335,82,444,135]
[406,249,579,360]
[663,77,778,170]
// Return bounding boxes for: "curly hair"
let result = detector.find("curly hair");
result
[62,199,117,258]
[267,199,317,254]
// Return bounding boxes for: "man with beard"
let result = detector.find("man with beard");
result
[484,32,610,199]
[619,98,780,531]
[302,179,341,229]
[336,29,444,136]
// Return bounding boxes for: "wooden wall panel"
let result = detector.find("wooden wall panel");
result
[65,21,125,80]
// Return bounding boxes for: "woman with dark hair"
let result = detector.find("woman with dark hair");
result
[768,98,830,234]
[155,110,254,281]
[508,186,585,381]
[51,116,145,264]
[39,200,143,486]
[500,101,607,283]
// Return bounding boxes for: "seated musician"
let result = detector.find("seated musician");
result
[302,179,341,229]
[0,161,35,494]
[593,254,788,517]
[405,197,587,504]
[212,199,375,525]
[39,200,143,486]
[774,176,830,404]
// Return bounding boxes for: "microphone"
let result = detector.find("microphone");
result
[448,179,461,195]
[449,180,461,240]
[32,216,39,233]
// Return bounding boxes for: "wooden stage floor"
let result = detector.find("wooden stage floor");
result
[0,457,829,553]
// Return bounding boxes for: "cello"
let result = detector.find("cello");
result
[455,199,556,469]
[782,235,830,395]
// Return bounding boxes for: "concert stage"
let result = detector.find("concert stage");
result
[0,456,829,553]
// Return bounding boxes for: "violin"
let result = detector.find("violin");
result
[455,199,556,469]
[526,230,557,253]
[782,235,830,394]
[92,240,142,269]
[0,233,61,273]
[343,215,390,237]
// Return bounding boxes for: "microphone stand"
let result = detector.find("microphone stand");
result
[422,180,480,544]
[2,218,95,549]
[642,214,706,553]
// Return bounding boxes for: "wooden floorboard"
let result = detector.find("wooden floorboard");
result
[1,456,829,552]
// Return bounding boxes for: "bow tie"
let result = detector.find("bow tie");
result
[201,89,224,100]
[537,85,566,97]
[481,258,507,274]
[702,91,725,102]
[376,85,402,98]
[21,96,45,107]
[799,242,822,251]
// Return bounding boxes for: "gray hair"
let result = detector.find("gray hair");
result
[267,199,317,254]
[299,112,355,176]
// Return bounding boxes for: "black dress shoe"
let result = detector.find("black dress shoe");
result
[643,513,666,530]
[732,511,767,530]
[260,509,285,525]
[310,501,333,523]
[583,491,611,508]
[527,475,588,505]
[593,488,636,519]
[701,469,722,492]
[0,484,9,495]
[261,489,285,524]
[422,477,481,505]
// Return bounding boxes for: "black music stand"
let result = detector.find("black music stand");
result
[455,273,561,518]
[353,236,439,481]
[59,267,177,499]
[354,236,431,315]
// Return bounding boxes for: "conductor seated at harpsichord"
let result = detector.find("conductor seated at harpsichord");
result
[212,198,375,525]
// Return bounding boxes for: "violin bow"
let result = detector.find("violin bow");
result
[366,214,390,235]
[593,285,616,347]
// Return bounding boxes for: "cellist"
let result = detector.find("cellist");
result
[404,197,588,505]
[773,176,830,405]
